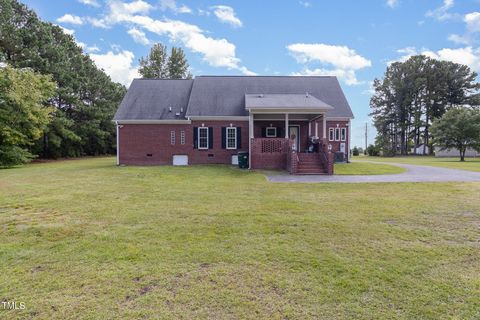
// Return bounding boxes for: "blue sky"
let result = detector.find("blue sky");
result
[23,0,480,147]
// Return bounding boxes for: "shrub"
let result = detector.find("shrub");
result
[352,146,359,156]
[0,146,34,168]
[366,144,380,157]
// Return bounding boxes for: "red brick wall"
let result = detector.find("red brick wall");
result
[325,121,350,161]
[118,119,350,166]
[250,138,290,170]
[118,121,248,165]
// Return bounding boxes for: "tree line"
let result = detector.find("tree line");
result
[0,0,191,167]
[370,55,480,156]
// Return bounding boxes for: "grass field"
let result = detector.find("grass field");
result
[334,161,405,175]
[0,157,479,319]
[354,155,480,172]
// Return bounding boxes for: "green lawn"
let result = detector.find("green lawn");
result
[1,157,479,319]
[354,155,480,172]
[334,161,405,175]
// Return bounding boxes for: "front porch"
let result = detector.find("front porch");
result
[250,137,334,174]
[245,93,336,175]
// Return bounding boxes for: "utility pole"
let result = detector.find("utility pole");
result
[365,122,368,153]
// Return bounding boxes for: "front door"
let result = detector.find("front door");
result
[289,126,300,152]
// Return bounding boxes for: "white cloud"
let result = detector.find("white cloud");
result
[77,42,101,53]
[299,1,311,8]
[127,28,150,45]
[99,1,254,75]
[291,68,361,86]
[465,12,480,33]
[386,0,398,8]
[425,47,480,71]
[448,33,470,45]
[111,0,153,15]
[90,50,139,86]
[177,5,192,14]
[198,8,210,16]
[86,17,109,28]
[159,0,192,14]
[78,0,100,7]
[58,25,75,35]
[444,12,480,45]
[57,14,84,25]
[426,0,455,21]
[287,43,371,85]
[211,5,243,27]
[86,45,101,53]
[389,46,480,72]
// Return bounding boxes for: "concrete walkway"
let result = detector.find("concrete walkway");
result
[267,161,480,183]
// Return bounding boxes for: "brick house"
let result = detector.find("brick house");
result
[113,76,354,175]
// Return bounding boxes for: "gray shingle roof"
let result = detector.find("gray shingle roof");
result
[113,79,193,120]
[187,76,352,118]
[245,93,334,110]
[114,76,354,120]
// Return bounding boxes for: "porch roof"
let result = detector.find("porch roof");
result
[245,93,334,112]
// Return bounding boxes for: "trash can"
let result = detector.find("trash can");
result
[238,152,249,169]
[334,152,345,163]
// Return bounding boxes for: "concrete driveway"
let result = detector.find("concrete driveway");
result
[267,161,480,183]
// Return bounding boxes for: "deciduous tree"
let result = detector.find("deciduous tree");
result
[0,66,56,167]
[431,108,480,161]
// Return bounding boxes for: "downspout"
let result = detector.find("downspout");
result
[348,119,352,163]
[115,121,119,166]
[248,112,253,169]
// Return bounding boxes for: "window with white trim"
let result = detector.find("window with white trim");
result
[170,131,175,145]
[329,128,335,141]
[198,127,208,149]
[226,127,237,149]
[341,128,346,141]
[266,127,277,137]
[335,128,340,141]
[180,130,185,145]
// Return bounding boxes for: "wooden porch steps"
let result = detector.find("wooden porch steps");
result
[296,153,327,175]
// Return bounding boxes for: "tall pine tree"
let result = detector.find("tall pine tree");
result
[138,43,191,79]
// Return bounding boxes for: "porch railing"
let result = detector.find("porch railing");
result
[253,138,291,154]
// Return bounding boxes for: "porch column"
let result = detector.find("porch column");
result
[285,113,289,138]
[323,114,327,139]
[249,113,254,139]
[308,122,311,136]
[315,121,318,138]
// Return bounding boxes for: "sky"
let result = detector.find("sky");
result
[22,0,480,147]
